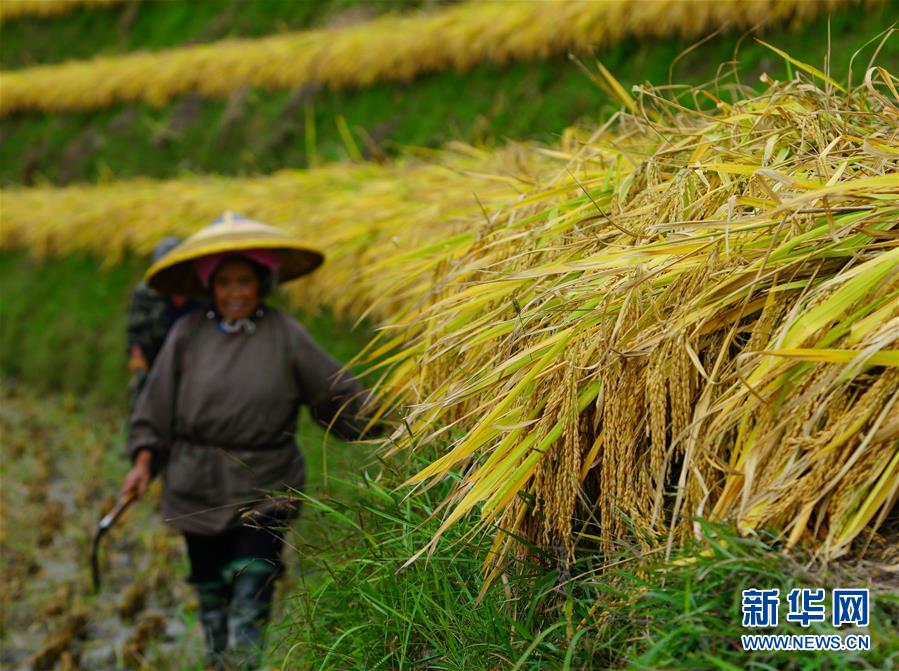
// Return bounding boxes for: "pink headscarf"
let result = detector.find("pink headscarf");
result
[193,249,279,287]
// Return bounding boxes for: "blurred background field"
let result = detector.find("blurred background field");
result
[1,1,897,669]
[1,1,896,185]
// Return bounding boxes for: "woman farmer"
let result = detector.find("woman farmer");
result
[119,213,382,669]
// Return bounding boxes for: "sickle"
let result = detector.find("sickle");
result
[91,490,137,593]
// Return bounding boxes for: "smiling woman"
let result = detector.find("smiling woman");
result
[210,259,263,322]
[119,212,386,669]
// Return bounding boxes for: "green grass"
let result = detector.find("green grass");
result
[1,2,895,186]
[268,449,899,670]
[0,249,378,408]
[0,0,444,70]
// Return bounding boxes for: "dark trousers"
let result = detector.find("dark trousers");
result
[185,516,288,667]
[183,515,288,584]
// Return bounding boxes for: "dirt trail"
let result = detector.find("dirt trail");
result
[1,384,204,670]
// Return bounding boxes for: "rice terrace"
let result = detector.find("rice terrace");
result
[0,0,897,670]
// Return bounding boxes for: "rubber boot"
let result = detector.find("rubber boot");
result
[226,562,277,670]
[194,580,231,670]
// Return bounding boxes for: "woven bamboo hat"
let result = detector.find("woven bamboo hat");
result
[145,212,325,296]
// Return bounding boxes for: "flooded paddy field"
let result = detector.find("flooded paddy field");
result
[0,382,350,671]
[1,383,206,669]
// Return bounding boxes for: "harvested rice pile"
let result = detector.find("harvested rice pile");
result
[0,0,128,21]
[2,65,896,580]
[0,0,867,114]
[360,67,899,582]
[0,143,560,322]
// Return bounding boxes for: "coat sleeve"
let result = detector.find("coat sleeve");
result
[288,317,384,442]
[125,315,184,476]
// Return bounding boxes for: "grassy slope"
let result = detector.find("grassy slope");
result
[1,1,896,186]
[0,0,443,69]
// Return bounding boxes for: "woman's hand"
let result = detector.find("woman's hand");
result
[121,449,153,498]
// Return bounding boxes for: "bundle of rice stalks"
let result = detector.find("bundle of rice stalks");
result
[0,0,868,115]
[2,53,896,586]
[0,0,128,22]
[354,66,898,586]
[0,143,560,322]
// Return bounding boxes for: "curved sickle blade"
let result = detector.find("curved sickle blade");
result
[91,491,137,593]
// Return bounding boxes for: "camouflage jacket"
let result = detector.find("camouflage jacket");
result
[126,282,202,407]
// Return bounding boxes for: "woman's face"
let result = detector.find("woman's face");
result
[212,258,260,320]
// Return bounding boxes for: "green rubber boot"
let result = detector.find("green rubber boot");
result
[224,560,278,670]
[194,580,231,670]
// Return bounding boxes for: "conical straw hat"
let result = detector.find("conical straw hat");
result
[145,212,325,296]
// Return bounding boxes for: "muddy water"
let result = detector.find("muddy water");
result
[1,385,204,670]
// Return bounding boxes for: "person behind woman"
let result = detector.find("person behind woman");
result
[120,213,383,669]
[125,235,203,411]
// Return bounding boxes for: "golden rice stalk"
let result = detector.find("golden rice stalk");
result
[0,142,562,323]
[0,0,129,22]
[2,61,897,583]
[0,0,869,115]
[367,67,899,581]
